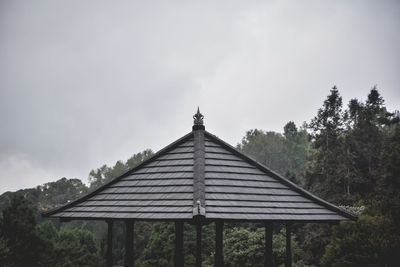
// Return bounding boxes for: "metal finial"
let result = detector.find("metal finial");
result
[193,107,204,126]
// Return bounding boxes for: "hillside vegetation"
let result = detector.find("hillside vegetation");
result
[1,87,399,266]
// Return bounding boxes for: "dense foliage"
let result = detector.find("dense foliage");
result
[0,87,399,266]
[238,121,309,185]
[0,195,97,267]
[0,150,154,267]
[303,87,400,266]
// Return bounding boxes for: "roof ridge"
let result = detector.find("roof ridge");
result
[192,127,206,218]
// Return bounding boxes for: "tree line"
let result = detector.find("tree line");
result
[0,86,399,266]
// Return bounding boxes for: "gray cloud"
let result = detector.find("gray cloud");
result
[1,0,399,193]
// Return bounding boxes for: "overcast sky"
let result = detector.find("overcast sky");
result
[1,0,399,193]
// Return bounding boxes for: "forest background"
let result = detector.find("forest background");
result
[0,86,399,267]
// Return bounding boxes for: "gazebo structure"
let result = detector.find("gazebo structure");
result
[44,109,356,267]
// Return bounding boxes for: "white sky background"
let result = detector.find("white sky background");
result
[0,0,399,193]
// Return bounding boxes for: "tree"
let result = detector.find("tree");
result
[54,228,98,267]
[283,121,309,185]
[89,149,154,190]
[126,149,154,168]
[0,195,99,267]
[223,226,303,267]
[0,236,10,266]
[296,223,332,266]
[137,222,214,267]
[342,87,397,200]
[377,123,400,196]
[345,89,384,197]
[238,124,309,185]
[36,221,98,267]
[139,222,175,266]
[37,178,89,211]
[223,227,264,266]
[306,86,346,202]
[321,215,400,267]
[0,195,43,266]
[238,129,286,173]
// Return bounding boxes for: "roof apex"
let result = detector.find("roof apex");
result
[193,107,205,131]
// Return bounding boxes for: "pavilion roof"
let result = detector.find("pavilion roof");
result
[44,111,356,222]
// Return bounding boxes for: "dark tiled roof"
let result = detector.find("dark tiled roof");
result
[203,133,350,221]
[43,125,356,222]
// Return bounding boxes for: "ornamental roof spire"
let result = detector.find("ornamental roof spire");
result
[193,107,204,126]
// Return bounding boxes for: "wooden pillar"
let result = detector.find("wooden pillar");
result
[285,223,292,267]
[125,220,134,267]
[264,222,273,267]
[174,221,184,267]
[106,220,113,267]
[215,221,224,267]
[196,223,202,267]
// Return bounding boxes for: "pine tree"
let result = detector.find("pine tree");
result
[283,121,309,185]
[306,86,346,202]
[344,87,393,199]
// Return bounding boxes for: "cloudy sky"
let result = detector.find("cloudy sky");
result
[1,0,399,193]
